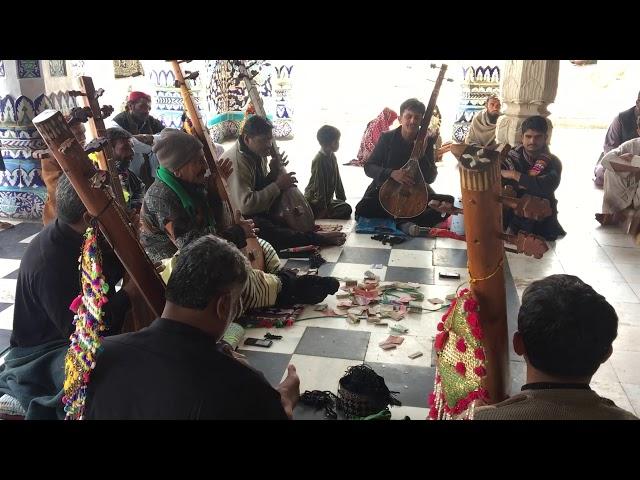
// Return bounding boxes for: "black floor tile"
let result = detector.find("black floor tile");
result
[282,260,335,277]
[237,350,292,388]
[0,328,11,355]
[2,269,19,280]
[366,362,436,408]
[295,327,370,361]
[432,248,468,268]
[0,243,29,260]
[338,247,390,266]
[0,302,12,313]
[384,266,435,285]
[391,237,436,251]
[0,222,42,244]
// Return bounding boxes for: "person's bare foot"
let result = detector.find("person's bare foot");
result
[316,231,346,246]
[277,365,300,419]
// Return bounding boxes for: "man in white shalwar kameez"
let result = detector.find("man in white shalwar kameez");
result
[596,117,640,225]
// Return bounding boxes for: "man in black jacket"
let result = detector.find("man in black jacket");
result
[85,235,300,420]
[0,175,133,419]
[354,98,455,235]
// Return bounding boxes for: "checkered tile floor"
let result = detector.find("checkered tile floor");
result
[0,220,44,356]
[0,217,524,419]
[239,219,524,420]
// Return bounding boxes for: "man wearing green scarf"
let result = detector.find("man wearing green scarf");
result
[140,129,339,311]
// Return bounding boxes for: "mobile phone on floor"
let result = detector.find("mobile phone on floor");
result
[244,338,273,348]
[439,271,461,279]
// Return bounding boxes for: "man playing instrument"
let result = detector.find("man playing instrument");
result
[226,115,347,250]
[140,129,340,311]
[354,98,456,236]
[0,175,136,419]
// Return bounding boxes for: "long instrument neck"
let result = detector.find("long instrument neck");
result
[170,61,238,209]
[236,61,286,173]
[78,76,127,209]
[409,65,447,161]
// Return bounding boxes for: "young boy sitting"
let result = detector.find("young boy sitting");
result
[304,125,352,219]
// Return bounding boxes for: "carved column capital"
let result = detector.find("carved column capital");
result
[496,60,559,146]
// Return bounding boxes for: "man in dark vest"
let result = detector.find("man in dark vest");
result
[594,91,640,187]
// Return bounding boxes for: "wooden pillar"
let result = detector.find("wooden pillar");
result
[457,146,510,403]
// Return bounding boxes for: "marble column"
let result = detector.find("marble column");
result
[495,60,559,146]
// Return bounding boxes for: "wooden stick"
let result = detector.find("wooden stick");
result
[32,109,165,319]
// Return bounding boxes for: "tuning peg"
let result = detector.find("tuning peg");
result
[94,88,105,99]
[68,106,93,123]
[100,105,114,119]
[430,63,438,68]
[68,90,86,97]
[174,80,183,88]
[184,70,199,81]
[84,137,109,154]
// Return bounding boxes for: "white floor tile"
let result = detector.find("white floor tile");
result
[390,405,429,420]
[0,279,17,304]
[592,360,621,384]
[614,263,640,285]
[330,263,387,282]
[614,325,640,353]
[621,383,640,416]
[595,233,640,248]
[610,301,640,327]
[591,381,635,414]
[603,246,640,264]
[345,232,392,250]
[364,331,433,368]
[558,263,624,284]
[610,350,640,384]
[433,266,470,286]
[19,233,39,244]
[435,237,467,250]
[388,249,433,269]
[587,281,639,304]
[555,244,613,267]
[0,259,20,279]
[286,354,362,394]
[0,305,14,330]
[318,245,343,263]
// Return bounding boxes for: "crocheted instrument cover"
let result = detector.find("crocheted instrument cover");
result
[62,226,109,420]
[428,288,488,420]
